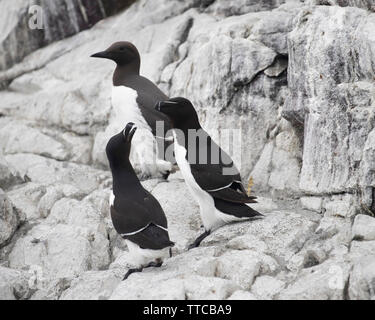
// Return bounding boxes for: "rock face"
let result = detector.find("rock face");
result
[285,6,375,212]
[0,0,375,300]
[0,0,136,72]
[0,189,24,247]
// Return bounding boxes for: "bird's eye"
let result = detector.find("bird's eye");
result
[119,47,126,52]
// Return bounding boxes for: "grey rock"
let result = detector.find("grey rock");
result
[251,275,286,299]
[216,250,280,289]
[5,154,110,194]
[306,0,375,11]
[278,260,351,300]
[0,190,23,247]
[0,0,136,72]
[350,240,375,261]
[205,0,286,17]
[8,223,110,279]
[349,256,375,300]
[285,6,375,205]
[227,290,258,300]
[0,153,23,190]
[7,183,47,221]
[203,210,319,266]
[0,121,69,161]
[352,214,375,241]
[60,270,121,300]
[0,266,31,300]
[1,0,375,301]
[300,196,323,213]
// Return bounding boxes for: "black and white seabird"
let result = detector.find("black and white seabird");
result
[156,98,262,249]
[106,122,174,280]
[92,41,173,178]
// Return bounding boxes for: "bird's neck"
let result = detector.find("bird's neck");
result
[113,63,140,86]
[176,117,202,141]
[174,119,206,156]
[110,161,142,193]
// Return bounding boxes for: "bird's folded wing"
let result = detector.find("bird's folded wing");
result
[190,163,238,190]
[213,198,262,218]
[209,187,257,203]
[125,223,174,250]
[111,194,168,235]
[190,164,256,203]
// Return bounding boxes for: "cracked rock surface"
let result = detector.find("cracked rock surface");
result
[0,0,375,300]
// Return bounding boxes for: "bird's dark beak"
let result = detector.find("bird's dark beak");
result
[90,51,109,59]
[123,122,137,142]
[155,100,178,113]
[155,101,163,112]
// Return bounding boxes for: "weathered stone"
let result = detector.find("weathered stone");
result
[0,266,31,300]
[227,290,258,300]
[278,260,351,300]
[306,0,375,11]
[9,223,110,279]
[300,196,323,213]
[216,250,279,289]
[352,214,375,241]
[7,183,47,221]
[205,0,286,16]
[251,275,286,299]
[0,0,374,301]
[37,184,84,218]
[110,275,186,300]
[60,270,121,300]
[349,256,375,300]
[0,190,23,247]
[0,153,23,190]
[0,0,136,72]
[216,250,261,289]
[285,6,375,206]
[5,154,110,194]
[350,240,375,261]
[0,122,69,160]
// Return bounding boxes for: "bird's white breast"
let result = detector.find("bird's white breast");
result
[111,85,170,178]
[111,85,150,130]
[173,132,218,230]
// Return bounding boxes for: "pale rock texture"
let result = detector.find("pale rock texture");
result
[59,270,122,300]
[0,266,31,300]
[348,254,375,300]
[0,190,24,246]
[0,0,374,300]
[352,214,375,240]
[278,260,352,300]
[0,0,137,71]
[0,153,23,190]
[251,275,286,299]
[285,6,375,207]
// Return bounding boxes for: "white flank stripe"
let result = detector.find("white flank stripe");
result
[120,223,168,237]
[206,182,232,192]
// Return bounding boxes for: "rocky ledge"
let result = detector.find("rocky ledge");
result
[1,0,375,300]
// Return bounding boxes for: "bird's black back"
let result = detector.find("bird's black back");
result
[110,167,173,250]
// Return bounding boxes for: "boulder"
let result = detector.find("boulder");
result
[0,189,23,246]
[352,214,375,241]
[0,266,31,300]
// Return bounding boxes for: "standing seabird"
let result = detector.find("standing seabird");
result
[106,122,174,279]
[156,98,262,248]
[92,41,173,178]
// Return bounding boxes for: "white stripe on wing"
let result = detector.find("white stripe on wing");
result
[120,223,168,237]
